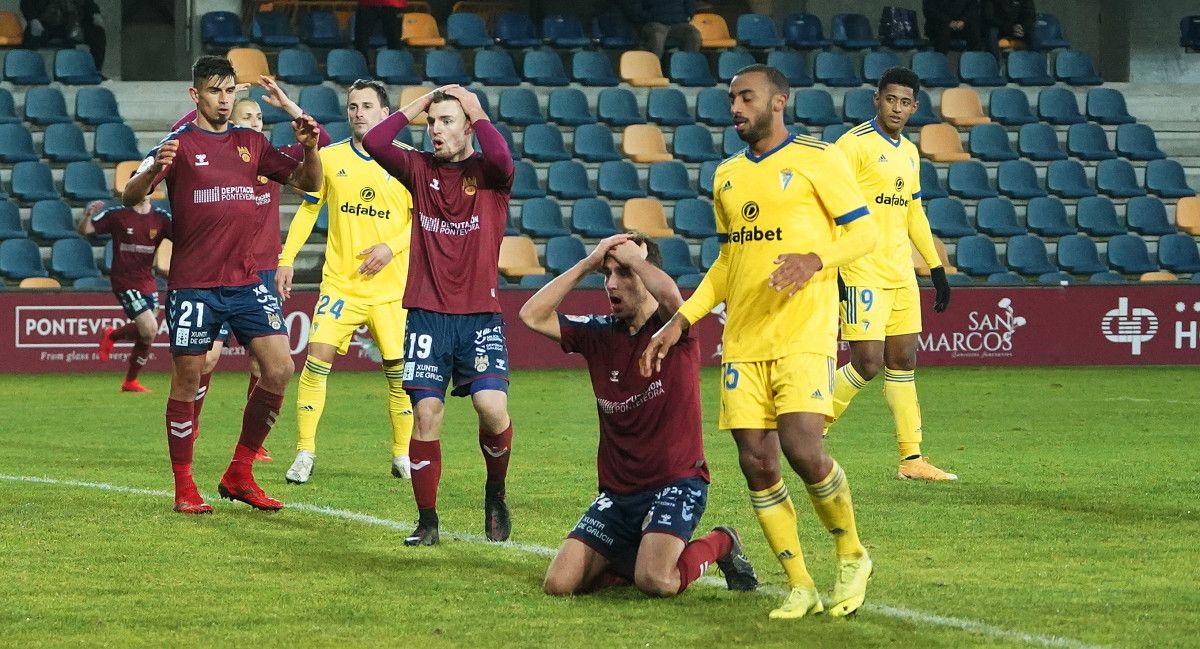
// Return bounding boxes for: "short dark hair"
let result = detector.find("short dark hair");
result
[348,79,390,108]
[878,66,921,96]
[624,232,663,269]
[733,64,790,98]
[192,55,235,88]
[430,90,461,107]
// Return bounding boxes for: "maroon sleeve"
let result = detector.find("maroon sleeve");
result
[472,119,514,188]
[90,208,114,234]
[362,110,419,186]
[255,134,301,185]
[557,313,601,356]
[172,110,196,131]
[315,122,332,148]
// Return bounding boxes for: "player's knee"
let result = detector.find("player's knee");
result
[738,449,781,486]
[542,571,579,597]
[634,572,678,598]
[853,355,884,381]
[258,357,295,389]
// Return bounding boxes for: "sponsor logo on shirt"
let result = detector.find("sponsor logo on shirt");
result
[341,202,391,219]
[119,243,156,254]
[192,185,256,204]
[194,154,209,166]
[429,178,441,191]
[875,192,910,207]
[595,378,664,415]
[418,212,480,236]
[727,225,783,243]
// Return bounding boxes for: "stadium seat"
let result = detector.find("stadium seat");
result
[1086,88,1136,125]
[1096,159,1146,198]
[53,49,102,85]
[1006,234,1056,276]
[30,200,76,241]
[969,123,1018,161]
[920,160,948,199]
[402,12,446,47]
[1106,234,1158,274]
[794,90,841,126]
[647,88,694,126]
[1157,233,1200,273]
[691,13,738,49]
[572,50,619,86]
[821,124,850,143]
[958,51,1005,86]
[1067,123,1116,160]
[622,198,673,237]
[1038,87,1086,125]
[42,123,91,163]
[1075,196,1124,236]
[783,13,830,49]
[201,11,249,47]
[50,237,100,280]
[447,12,493,48]
[0,10,20,46]
[511,161,545,200]
[656,236,701,278]
[522,124,570,162]
[545,235,587,274]
[722,126,745,157]
[1007,51,1054,86]
[496,88,542,126]
[396,85,434,124]
[523,49,569,86]
[767,50,813,87]
[911,51,958,88]
[918,123,970,162]
[926,198,976,237]
[573,123,622,163]
[98,238,113,271]
[301,10,346,48]
[597,90,647,128]
[494,12,539,47]
[270,122,297,147]
[499,236,546,278]
[249,10,297,47]
[597,160,646,200]
[472,49,519,86]
[1017,123,1067,161]
[863,50,900,84]
[547,88,594,126]
[736,13,784,48]
[0,88,18,124]
[63,162,110,203]
[947,161,997,199]
[699,160,719,196]
[996,159,1047,199]
[620,51,669,87]
[571,198,619,237]
[1025,196,1075,236]
[940,88,990,127]
[276,48,322,85]
[1056,234,1107,274]
[74,275,111,290]
[248,86,293,125]
[1089,270,1128,284]
[11,162,60,202]
[1126,196,1175,236]
[519,198,571,237]
[375,48,421,85]
[1144,159,1195,198]
[227,48,270,85]
[1032,13,1070,50]
[1177,196,1200,236]
[324,48,370,84]
[113,160,164,201]
[0,238,49,279]
[1055,50,1102,85]
[543,14,590,48]
[592,12,637,49]
[955,235,1006,276]
[713,51,752,84]
[909,90,941,127]
[648,161,697,200]
[842,89,877,124]
[18,276,61,288]
[623,124,673,163]
[814,51,861,87]
[1115,124,1166,160]
[0,201,24,240]
[676,273,704,289]
[298,86,342,124]
[696,88,734,127]
[1138,270,1179,282]
[1182,15,1200,50]
[831,13,879,49]
[0,124,39,163]
[976,197,1025,236]
[989,88,1038,126]
[673,199,717,238]
[23,87,71,125]
[672,125,721,163]
[422,49,469,85]
[4,49,49,84]
[700,236,720,270]
[1047,159,1096,198]
[547,160,595,200]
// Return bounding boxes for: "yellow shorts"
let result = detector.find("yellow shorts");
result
[840,283,923,342]
[719,352,836,429]
[308,291,407,360]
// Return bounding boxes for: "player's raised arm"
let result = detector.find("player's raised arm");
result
[442,85,514,183]
[520,234,633,342]
[123,140,177,207]
[259,75,333,150]
[360,95,429,181]
[284,114,323,193]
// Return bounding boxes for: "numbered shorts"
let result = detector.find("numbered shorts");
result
[719,352,836,429]
[840,283,922,342]
[166,282,286,355]
[308,291,407,360]
[217,270,282,345]
[401,309,509,399]
[115,289,159,319]
[567,476,709,580]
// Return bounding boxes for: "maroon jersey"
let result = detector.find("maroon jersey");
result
[91,206,171,294]
[558,312,709,495]
[363,113,513,314]
[147,123,300,289]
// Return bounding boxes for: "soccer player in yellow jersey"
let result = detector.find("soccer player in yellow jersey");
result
[830,67,957,481]
[276,79,415,484]
[642,64,877,620]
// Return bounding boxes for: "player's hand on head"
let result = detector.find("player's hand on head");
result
[276,266,294,301]
[609,240,648,266]
[584,233,633,269]
[768,252,823,297]
[356,243,394,276]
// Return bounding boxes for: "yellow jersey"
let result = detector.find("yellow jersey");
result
[835,119,940,287]
[678,134,871,362]
[280,138,413,305]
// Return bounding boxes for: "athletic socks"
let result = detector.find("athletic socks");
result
[479,422,512,489]
[295,357,331,453]
[749,481,814,589]
[192,372,213,437]
[675,528,734,593]
[805,461,867,561]
[831,363,870,426]
[125,341,150,382]
[884,368,923,459]
[385,366,413,458]
[110,321,140,341]
[410,438,442,511]
[166,398,197,499]
[226,386,283,480]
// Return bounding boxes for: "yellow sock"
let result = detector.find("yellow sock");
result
[884,368,923,459]
[806,461,866,560]
[385,366,413,458]
[749,481,814,589]
[830,363,870,428]
[296,357,331,453]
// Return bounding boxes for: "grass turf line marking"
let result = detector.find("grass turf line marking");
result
[1105,396,1199,406]
[0,473,1110,649]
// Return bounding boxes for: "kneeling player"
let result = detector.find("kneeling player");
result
[520,234,757,597]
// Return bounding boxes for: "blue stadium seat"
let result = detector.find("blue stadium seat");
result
[511,161,545,199]
[989,88,1037,125]
[676,273,704,289]
[1038,87,1086,125]
[794,89,840,126]
[571,50,619,86]
[909,89,941,126]
[700,236,720,269]
[1106,234,1158,274]
[270,122,297,147]
[842,89,876,124]
[1056,234,1107,274]
[783,13,831,49]
[495,12,540,48]
[830,13,879,49]
[523,49,569,86]
[571,198,619,237]
[0,201,25,240]
[1017,123,1067,161]
[648,161,697,200]
[1067,123,1116,160]
[1125,196,1175,236]
[301,10,347,47]
[673,199,717,238]
[543,14,590,48]
[911,51,958,87]
[1182,15,1200,49]
[737,13,785,48]
[519,198,571,238]
[955,235,1006,276]
[12,162,60,202]
[4,49,49,84]
[492,123,520,161]
[821,123,851,143]
[699,160,719,196]
[42,123,90,163]
[545,235,587,274]
[299,86,342,124]
[1025,196,1075,236]
[376,48,421,85]
[1115,123,1165,161]
[0,88,19,124]
[1047,159,1096,198]
[926,198,976,238]
[766,50,813,87]
[597,88,644,126]
[1006,234,1056,276]
[1091,270,1128,284]
[54,49,102,85]
[656,236,700,278]
[696,88,734,127]
[969,123,1018,161]
[324,121,351,142]
[647,88,693,126]
[714,51,753,84]
[24,87,71,125]
[74,276,111,290]
[425,48,471,85]
[547,88,594,126]
[277,48,323,85]
[814,51,861,87]
[252,10,299,47]
[1076,196,1123,236]
[597,160,646,200]
[1007,51,1054,86]
[1035,271,1073,285]
[947,161,997,199]
[1157,233,1200,273]
[958,51,1005,86]
[722,126,745,157]
[498,88,543,126]
[521,124,570,162]
[50,237,100,280]
[920,160,948,199]
[1032,13,1070,50]
[672,125,721,163]
[976,197,1025,236]
[448,12,493,48]
[325,48,370,84]
[1144,159,1195,198]
[1096,159,1146,198]
[0,124,39,163]
[996,159,1047,199]
[472,49,519,85]
[1055,50,1101,85]
[63,161,112,202]
[249,86,293,125]
[1086,88,1135,125]
[200,11,249,47]
[592,12,637,49]
[862,50,900,84]
[0,238,49,279]
[985,271,1024,285]
[573,123,622,162]
[31,200,76,240]
[547,160,595,200]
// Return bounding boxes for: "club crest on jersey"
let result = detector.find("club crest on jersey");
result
[237,146,251,163]
[474,355,489,372]
[268,312,282,330]
[257,175,268,185]
[462,176,477,196]
[779,169,794,191]
[149,228,158,239]
[194,154,209,166]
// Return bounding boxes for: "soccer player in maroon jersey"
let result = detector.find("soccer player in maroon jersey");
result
[122,56,323,514]
[83,198,170,393]
[520,234,759,597]
[362,84,514,545]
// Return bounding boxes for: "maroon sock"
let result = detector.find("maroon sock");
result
[246,373,258,399]
[125,341,150,382]
[479,422,512,487]
[675,529,734,593]
[410,439,442,510]
[192,372,213,438]
[166,398,196,498]
[111,321,140,341]
[227,386,283,479]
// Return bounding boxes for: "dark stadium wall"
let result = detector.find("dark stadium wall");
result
[1127,0,1200,83]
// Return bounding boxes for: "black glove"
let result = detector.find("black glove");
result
[930,266,951,313]
[837,272,847,302]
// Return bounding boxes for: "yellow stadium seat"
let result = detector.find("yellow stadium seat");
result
[918,123,970,162]
[691,13,737,49]
[619,51,669,87]
[114,161,167,201]
[622,124,673,163]
[403,12,446,47]
[1140,270,1178,282]
[940,87,991,127]
[499,236,546,278]
[398,85,436,124]
[1175,196,1200,235]
[19,277,61,289]
[0,11,23,46]
[228,47,271,85]
[622,198,674,238]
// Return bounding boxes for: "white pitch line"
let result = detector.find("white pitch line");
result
[1105,396,1200,406]
[0,473,1111,649]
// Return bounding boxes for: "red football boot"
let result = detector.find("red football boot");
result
[173,479,212,514]
[217,473,283,511]
[98,326,115,362]
[254,446,272,462]
[121,379,150,393]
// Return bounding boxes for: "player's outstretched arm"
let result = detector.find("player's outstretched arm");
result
[286,115,323,193]
[609,239,684,321]
[123,140,176,207]
[520,234,633,342]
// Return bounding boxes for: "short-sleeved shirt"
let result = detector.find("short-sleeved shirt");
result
[91,206,171,294]
[558,312,709,495]
[145,123,300,289]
